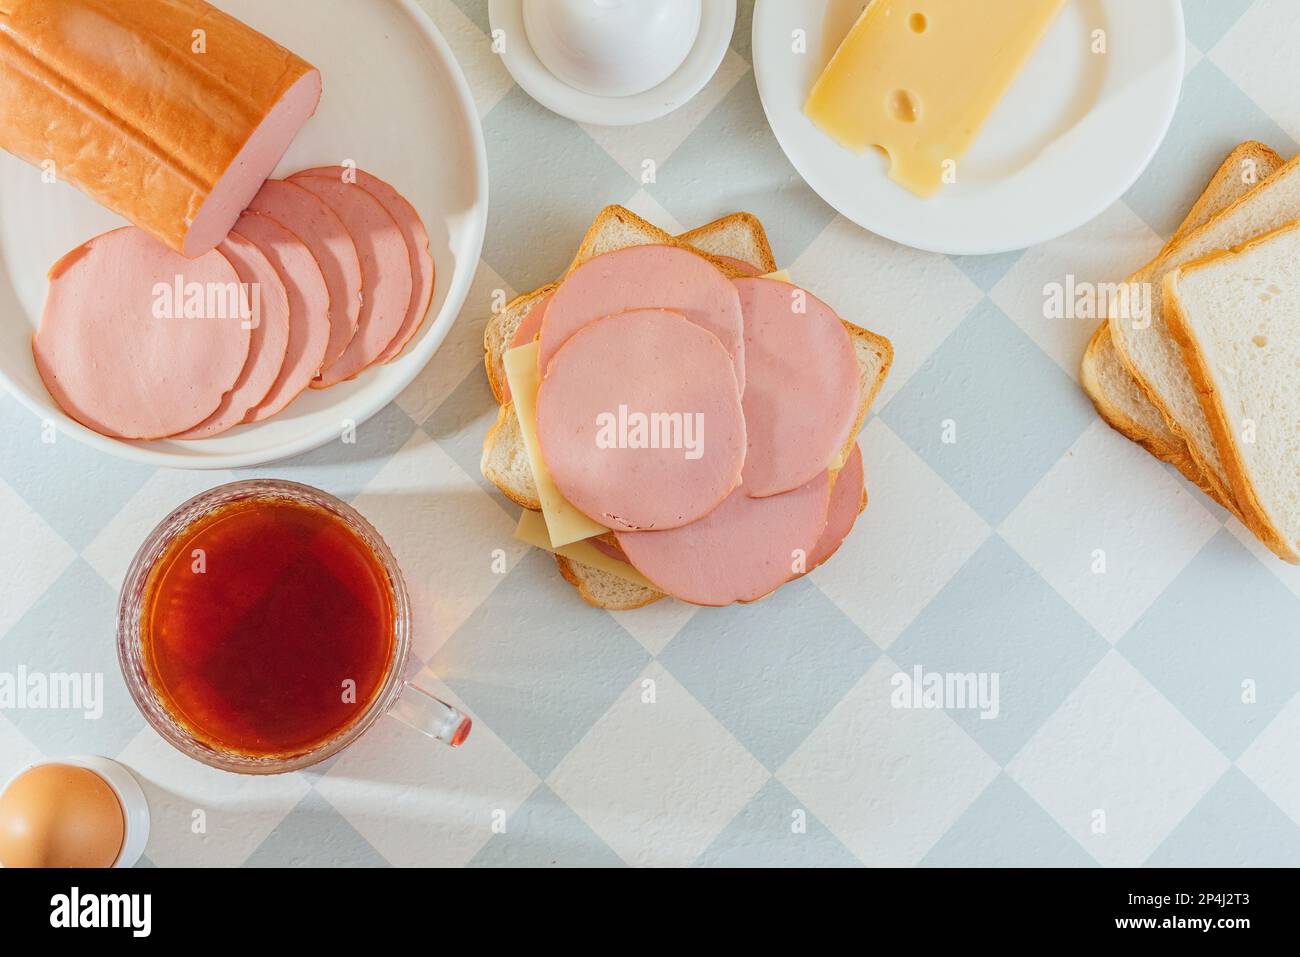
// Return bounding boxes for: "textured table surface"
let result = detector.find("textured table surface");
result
[2,0,1299,867]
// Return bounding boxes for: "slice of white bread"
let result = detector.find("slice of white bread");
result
[1081,326,1219,497]
[1081,141,1283,513]
[483,206,892,608]
[484,284,557,406]
[1164,223,1300,563]
[1108,144,1300,507]
[554,550,664,611]
[678,212,778,275]
[1165,142,1284,253]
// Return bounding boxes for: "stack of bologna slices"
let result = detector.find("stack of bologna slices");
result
[485,207,893,609]
[32,166,434,441]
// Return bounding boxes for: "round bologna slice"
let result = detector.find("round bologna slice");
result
[536,309,746,531]
[34,227,250,440]
[231,213,330,422]
[291,167,435,364]
[247,180,361,372]
[173,234,291,439]
[615,471,833,606]
[537,245,746,393]
[291,176,413,387]
[807,444,865,572]
[735,277,861,498]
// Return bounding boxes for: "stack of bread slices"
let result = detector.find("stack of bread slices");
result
[1082,141,1299,563]
[482,206,893,609]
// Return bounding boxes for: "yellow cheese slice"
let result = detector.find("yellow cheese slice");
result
[805,0,1068,197]
[763,268,791,283]
[515,510,654,589]
[503,342,608,548]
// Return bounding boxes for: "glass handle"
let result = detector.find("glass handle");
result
[389,681,472,747]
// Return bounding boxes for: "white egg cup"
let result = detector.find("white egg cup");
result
[490,0,737,125]
[3,756,150,868]
[524,0,700,98]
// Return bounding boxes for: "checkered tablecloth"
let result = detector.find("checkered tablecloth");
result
[2,0,1298,868]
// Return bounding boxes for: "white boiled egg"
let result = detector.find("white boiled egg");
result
[523,0,703,98]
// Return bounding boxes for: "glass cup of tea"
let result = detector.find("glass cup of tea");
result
[117,479,470,774]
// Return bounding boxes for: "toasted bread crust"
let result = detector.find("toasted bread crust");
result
[1081,326,1183,459]
[1162,233,1300,563]
[679,211,779,274]
[480,402,541,510]
[484,284,556,404]
[1080,325,1239,515]
[1110,143,1298,502]
[554,554,664,610]
[565,205,673,273]
[1165,142,1285,252]
[1087,141,1284,468]
[1090,140,1286,514]
[833,323,893,470]
[1105,282,1241,510]
[565,205,752,280]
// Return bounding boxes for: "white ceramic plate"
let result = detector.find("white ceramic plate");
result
[0,0,488,470]
[489,0,736,126]
[752,0,1184,255]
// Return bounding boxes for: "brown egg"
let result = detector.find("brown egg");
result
[0,764,125,868]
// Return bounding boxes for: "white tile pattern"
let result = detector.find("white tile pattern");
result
[0,0,1296,866]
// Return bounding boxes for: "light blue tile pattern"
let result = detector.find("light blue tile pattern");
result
[881,299,1096,525]
[0,0,1296,867]
[469,784,625,867]
[1120,531,1300,760]
[245,791,391,868]
[1,559,143,756]
[430,550,651,778]
[649,78,839,264]
[1122,60,1298,239]
[659,577,879,770]
[1146,769,1300,867]
[1181,0,1256,51]
[481,86,638,289]
[0,394,153,551]
[890,537,1109,765]
[695,779,860,868]
[922,775,1095,868]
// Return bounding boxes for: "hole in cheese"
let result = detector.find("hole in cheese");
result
[889,89,921,123]
[909,12,928,32]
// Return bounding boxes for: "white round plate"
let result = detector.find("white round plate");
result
[0,0,488,470]
[489,0,736,126]
[753,0,1184,255]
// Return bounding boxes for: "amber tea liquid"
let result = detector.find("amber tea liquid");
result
[140,496,395,758]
